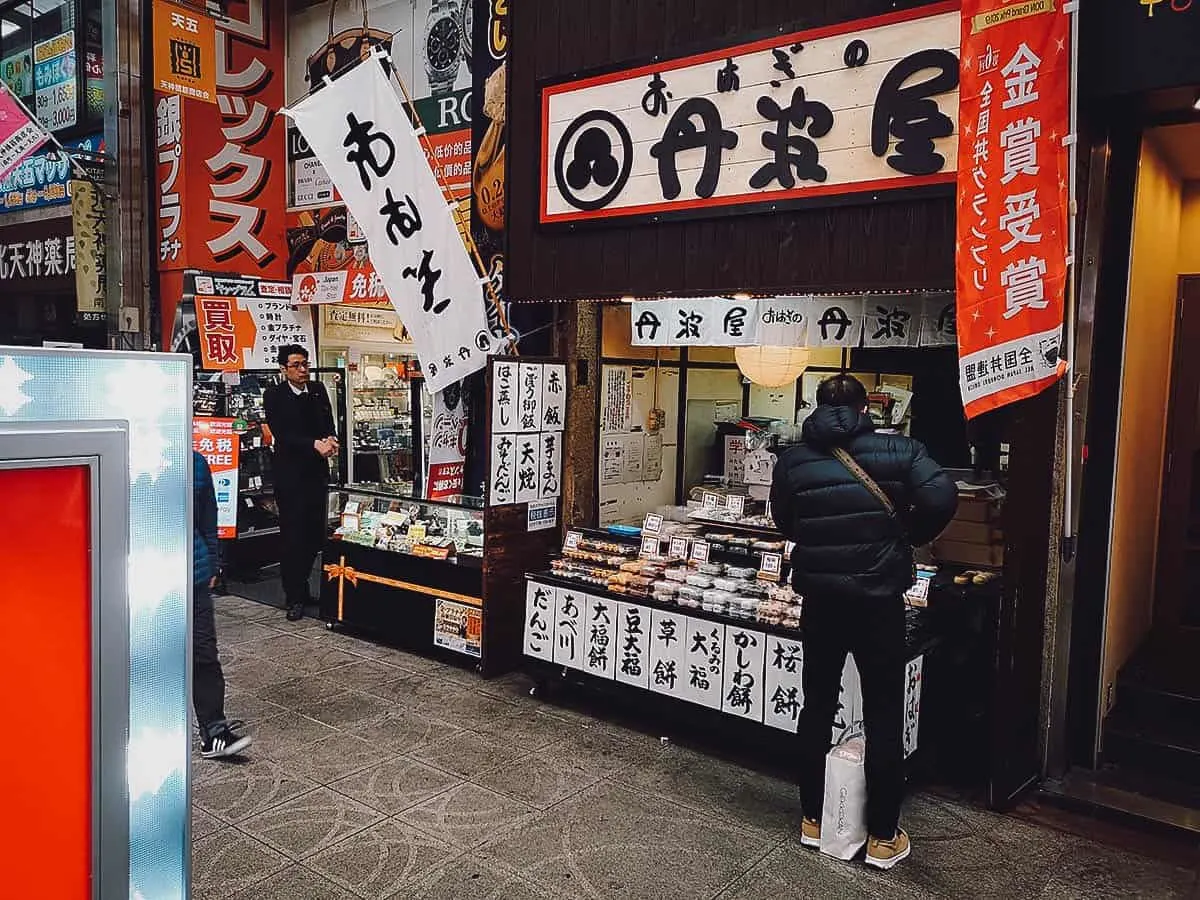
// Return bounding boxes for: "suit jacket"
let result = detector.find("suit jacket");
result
[263,378,336,489]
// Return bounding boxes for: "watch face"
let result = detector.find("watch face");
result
[427,17,460,72]
[461,2,473,54]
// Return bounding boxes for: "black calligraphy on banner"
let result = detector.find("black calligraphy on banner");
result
[642,72,671,117]
[650,98,738,200]
[716,58,740,93]
[751,87,834,189]
[379,189,422,244]
[402,249,450,315]
[524,582,553,660]
[343,112,396,190]
[871,49,960,176]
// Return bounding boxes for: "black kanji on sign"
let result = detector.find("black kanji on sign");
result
[402,249,450,315]
[750,86,833,190]
[817,305,854,342]
[871,48,959,177]
[716,57,740,93]
[635,309,662,342]
[344,112,396,190]
[379,189,422,244]
[642,72,671,117]
[769,44,803,88]
[650,98,738,200]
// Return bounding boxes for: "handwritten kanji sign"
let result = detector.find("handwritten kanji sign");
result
[955,0,1070,417]
[540,4,960,225]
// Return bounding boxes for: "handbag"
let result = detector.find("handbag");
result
[306,0,395,90]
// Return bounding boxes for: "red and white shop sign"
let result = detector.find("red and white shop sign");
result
[955,0,1071,418]
[193,417,240,539]
[539,3,961,225]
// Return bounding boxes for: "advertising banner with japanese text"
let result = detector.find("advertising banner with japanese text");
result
[193,417,240,538]
[152,0,217,104]
[156,0,289,349]
[195,293,314,371]
[427,385,469,500]
[1,134,104,213]
[0,82,47,181]
[286,57,493,393]
[955,0,1070,418]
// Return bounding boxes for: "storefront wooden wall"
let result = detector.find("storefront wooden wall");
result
[507,0,956,302]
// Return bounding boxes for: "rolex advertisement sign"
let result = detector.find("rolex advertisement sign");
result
[285,0,474,208]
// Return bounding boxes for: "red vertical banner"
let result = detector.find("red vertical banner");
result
[956,0,1071,418]
[155,0,288,348]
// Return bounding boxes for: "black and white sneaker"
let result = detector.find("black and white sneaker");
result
[200,722,252,759]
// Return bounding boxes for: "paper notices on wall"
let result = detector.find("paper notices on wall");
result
[602,366,632,432]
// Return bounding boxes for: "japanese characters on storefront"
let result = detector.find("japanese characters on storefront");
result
[192,273,313,370]
[539,4,960,226]
[954,0,1070,417]
[488,359,566,507]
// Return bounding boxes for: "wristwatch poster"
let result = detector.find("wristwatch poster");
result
[424,0,462,97]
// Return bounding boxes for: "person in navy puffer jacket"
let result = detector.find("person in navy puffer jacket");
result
[771,375,955,871]
[194,450,252,759]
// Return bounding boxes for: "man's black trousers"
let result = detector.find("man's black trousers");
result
[193,583,227,735]
[276,483,327,608]
[797,593,907,840]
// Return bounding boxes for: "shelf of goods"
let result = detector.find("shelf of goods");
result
[320,485,559,676]
[524,524,930,756]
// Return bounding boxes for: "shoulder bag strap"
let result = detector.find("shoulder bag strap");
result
[830,446,896,518]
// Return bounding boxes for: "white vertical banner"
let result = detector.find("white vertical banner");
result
[756,296,810,347]
[285,56,492,393]
[514,432,540,503]
[862,295,923,348]
[648,608,688,700]
[489,432,515,504]
[919,292,957,347]
[538,431,562,499]
[492,360,519,431]
[763,635,805,733]
[523,581,554,662]
[582,593,618,680]
[721,625,766,722]
[808,296,866,348]
[541,363,567,431]
[682,618,726,709]
[903,654,924,758]
[553,587,585,669]
[517,362,544,432]
[615,602,650,688]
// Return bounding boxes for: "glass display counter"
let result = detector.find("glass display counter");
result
[319,483,555,675]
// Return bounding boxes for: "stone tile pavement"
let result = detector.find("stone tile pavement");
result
[192,594,1200,900]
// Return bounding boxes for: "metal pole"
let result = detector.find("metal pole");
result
[1061,0,1082,559]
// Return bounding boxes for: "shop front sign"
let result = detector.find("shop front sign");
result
[0,134,104,212]
[0,216,76,287]
[152,0,217,104]
[0,82,47,180]
[192,274,313,371]
[955,0,1070,418]
[489,359,566,507]
[70,178,106,321]
[629,294,954,349]
[285,56,493,393]
[193,416,240,538]
[539,3,960,226]
[34,31,76,132]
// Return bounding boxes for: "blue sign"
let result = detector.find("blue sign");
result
[0,134,104,213]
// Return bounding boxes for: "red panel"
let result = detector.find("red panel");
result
[0,466,92,896]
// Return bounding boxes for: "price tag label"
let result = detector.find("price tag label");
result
[668,536,689,560]
[690,540,711,564]
[407,523,427,542]
[701,492,722,510]
[905,576,932,607]
[643,512,664,534]
[343,501,361,515]
[726,494,746,518]
[757,551,783,582]
[564,530,582,550]
[341,512,360,533]
[639,535,660,558]
[785,540,796,557]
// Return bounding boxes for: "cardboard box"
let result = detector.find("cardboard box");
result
[938,519,1004,544]
[955,495,1004,524]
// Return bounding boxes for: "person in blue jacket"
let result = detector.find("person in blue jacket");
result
[194,450,251,758]
[771,375,956,870]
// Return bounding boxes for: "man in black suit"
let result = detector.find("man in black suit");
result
[263,345,338,621]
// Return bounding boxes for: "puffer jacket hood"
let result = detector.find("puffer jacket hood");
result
[801,405,875,450]
[770,409,957,602]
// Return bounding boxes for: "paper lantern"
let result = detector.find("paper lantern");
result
[735,346,810,388]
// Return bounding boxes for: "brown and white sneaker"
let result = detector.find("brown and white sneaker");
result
[865,828,911,870]
[800,818,821,848]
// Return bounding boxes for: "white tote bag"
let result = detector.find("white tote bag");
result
[819,736,868,860]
